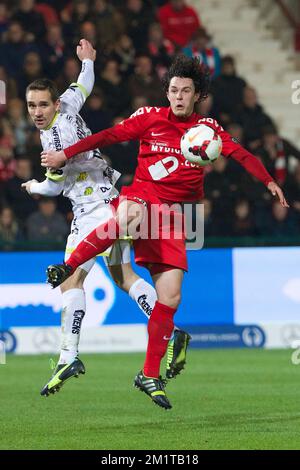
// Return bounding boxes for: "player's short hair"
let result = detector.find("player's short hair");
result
[162,54,210,102]
[26,79,60,103]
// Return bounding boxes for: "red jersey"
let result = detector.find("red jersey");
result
[64,106,273,203]
[158,3,201,47]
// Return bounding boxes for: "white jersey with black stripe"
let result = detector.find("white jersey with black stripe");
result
[39,83,120,213]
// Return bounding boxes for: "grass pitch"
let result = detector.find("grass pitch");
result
[1,349,300,450]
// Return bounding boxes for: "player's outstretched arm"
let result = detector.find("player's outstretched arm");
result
[75,39,96,97]
[219,128,289,208]
[21,178,64,196]
[60,39,96,113]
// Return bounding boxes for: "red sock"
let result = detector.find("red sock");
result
[143,301,176,378]
[66,218,120,272]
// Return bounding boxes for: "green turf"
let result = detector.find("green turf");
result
[1,349,300,450]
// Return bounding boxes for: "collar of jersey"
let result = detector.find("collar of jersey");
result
[44,112,59,130]
[168,107,197,124]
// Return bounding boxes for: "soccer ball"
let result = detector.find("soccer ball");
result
[180,124,222,166]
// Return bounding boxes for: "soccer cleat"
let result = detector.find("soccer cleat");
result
[166,329,192,379]
[46,263,73,288]
[40,358,85,396]
[134,370,172,410]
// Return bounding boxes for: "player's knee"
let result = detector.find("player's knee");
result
[60,268,86,292]
[158,292,181,309]
[116,201,144,236]
[109,266,137,293]
[110,271,126,291]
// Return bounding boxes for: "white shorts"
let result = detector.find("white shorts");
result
[65,201,131,273]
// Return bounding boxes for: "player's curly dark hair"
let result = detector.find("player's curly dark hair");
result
[162,54,210,102]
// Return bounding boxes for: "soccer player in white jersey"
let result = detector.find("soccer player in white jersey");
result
[22,39,190,396]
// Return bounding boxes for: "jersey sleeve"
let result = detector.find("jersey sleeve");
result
[219,129,274,186]
[60,59,94,115]
[45,166,67,183]
[64,107,148,159]
[29,177,64,196]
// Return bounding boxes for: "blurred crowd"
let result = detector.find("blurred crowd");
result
[0,0,299,250]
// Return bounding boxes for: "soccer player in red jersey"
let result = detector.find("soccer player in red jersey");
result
[41,55,288,409]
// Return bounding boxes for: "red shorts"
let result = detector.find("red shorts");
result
[114,181,188,272]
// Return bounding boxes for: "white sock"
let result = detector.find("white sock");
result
[128,278,179,333]
[129,278,157,318]
[58,288,86,365]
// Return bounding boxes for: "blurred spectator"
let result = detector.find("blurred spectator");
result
[26,197,68,242]
[6,98,31,155]
[81,87,112,134]
[0,66,18,102]
[79,21,98,48]
[256,125,300,185]
[39,23,69,79]
[113,34,136,78]
[97,59,130,116]
[62,0,91,24]
[225,122,245,146]
[130,95,150,113]
[211,55,247,126]
[93,0,124,53]
[237,86,274,151]
[128,54,167,106]
[0,2,10,37]
[183,28,221,78]
[123,0,155,52]
[61,0,92,44]
[17,51,44,98]
[104,115,138,186]
[258,200,299,237]
[284,163,300,213]
[158,0,201,48]
[199,197,215,238]
[230,198,257,237]
[25,128,46,180]
[204,156,237,216]
[35,1,59,27]
[147,22,175,79]
[4,157,38,221]
[12,0,46,41]
[197,93,214,118]
[0,120,15,183]
[55,57,80,92]
[0,21,37,78]
[0,206,23,250]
